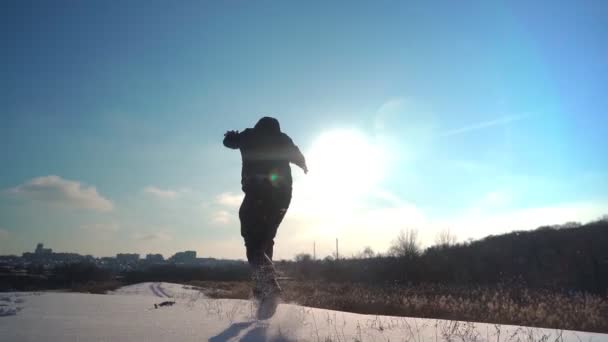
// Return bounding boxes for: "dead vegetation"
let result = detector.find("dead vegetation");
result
[193,280,608,333]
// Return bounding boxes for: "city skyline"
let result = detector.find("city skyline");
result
[6,242,214,263]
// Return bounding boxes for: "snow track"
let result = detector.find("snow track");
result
[149,283,171,298]
[0,293,27,317]
[109,282,197,299]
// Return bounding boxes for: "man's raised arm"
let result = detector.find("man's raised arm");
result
[290,144,308,174]
[283,136,307,173]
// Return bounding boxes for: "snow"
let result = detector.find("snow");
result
[0,282,606,341]
[109,281,203,300]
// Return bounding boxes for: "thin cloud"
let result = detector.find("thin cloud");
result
[374,98,406,131]
[212,210,232,224]
[134,232,172,241]
[143,186,180,200]
[484,190,511,206]
[8,175,113,212]
[216,192,243,208]
[370,189,409,207]
[0,228,8,239]
[440,114,526,137]
[81,222,120,232]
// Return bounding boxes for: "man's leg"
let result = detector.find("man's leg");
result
[253,190,292,318]
[245,236,273,300]
[257,189,291,295]
[240,187,291,299]
[263,188,292,261]
[240,191,277,299]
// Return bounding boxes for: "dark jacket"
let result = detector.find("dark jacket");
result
[223,117,307,191]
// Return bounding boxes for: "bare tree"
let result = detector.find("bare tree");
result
[435,228,457,247]
[295,253,312,262]
[557,221,582,229]
[388,228,421,258]
[356,246,375,259]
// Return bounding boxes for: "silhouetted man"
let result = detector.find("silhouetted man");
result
[223,117,307,304]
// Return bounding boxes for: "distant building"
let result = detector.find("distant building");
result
[116,253,140,263]
[20,243,87,265]
[52,253,86,263]
[35,243,52,255]
[170,251,196,263]
[100,257,115,264]
[145,254,164,262]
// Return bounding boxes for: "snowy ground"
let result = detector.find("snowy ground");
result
[1,282,607,341]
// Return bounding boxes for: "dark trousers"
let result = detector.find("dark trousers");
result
[239,185,292,268]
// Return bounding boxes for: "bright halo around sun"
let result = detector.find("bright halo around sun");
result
[301,130,388,209]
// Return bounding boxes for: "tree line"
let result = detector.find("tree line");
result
[280,217,608,294]
[2,217,606,294]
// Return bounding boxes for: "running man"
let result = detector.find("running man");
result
[223,117,307,313]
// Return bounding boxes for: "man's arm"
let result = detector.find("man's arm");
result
[223,130,240,149]
[283,135,308,173]
[290,144,308,174]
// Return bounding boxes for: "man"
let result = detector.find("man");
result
[223,117,307,312]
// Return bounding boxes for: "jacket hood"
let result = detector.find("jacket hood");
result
[254,116,281,134]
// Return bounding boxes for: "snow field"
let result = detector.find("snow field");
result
[0,282,606,341]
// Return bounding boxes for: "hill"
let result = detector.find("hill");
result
[282,219,608,292]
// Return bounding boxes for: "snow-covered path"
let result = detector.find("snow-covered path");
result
[1,282,607,341]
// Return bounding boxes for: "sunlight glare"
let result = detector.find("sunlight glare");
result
[302,130,387,210]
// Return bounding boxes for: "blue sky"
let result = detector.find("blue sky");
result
[1,1,607,259]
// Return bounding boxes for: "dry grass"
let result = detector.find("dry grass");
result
[195,280,608,333]
[185,280,252,300]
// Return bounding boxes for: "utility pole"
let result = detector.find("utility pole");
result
[313,241,316,260]
[336,238,339,260]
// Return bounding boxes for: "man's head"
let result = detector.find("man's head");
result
[254,117,281,134]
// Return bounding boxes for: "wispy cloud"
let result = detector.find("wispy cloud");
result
[209,192,242,225]
[212,210,232,224]
[440,114,526,137]
[8,175,113,212]
[215,192,243,208]
[0,228,8,239]
[484,190,511,206]
[81,222,120,232]
[143,186,184,200]
[133,232,172,241]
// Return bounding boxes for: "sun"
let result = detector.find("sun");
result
[287,129,391,240]
[301,130,387,205]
